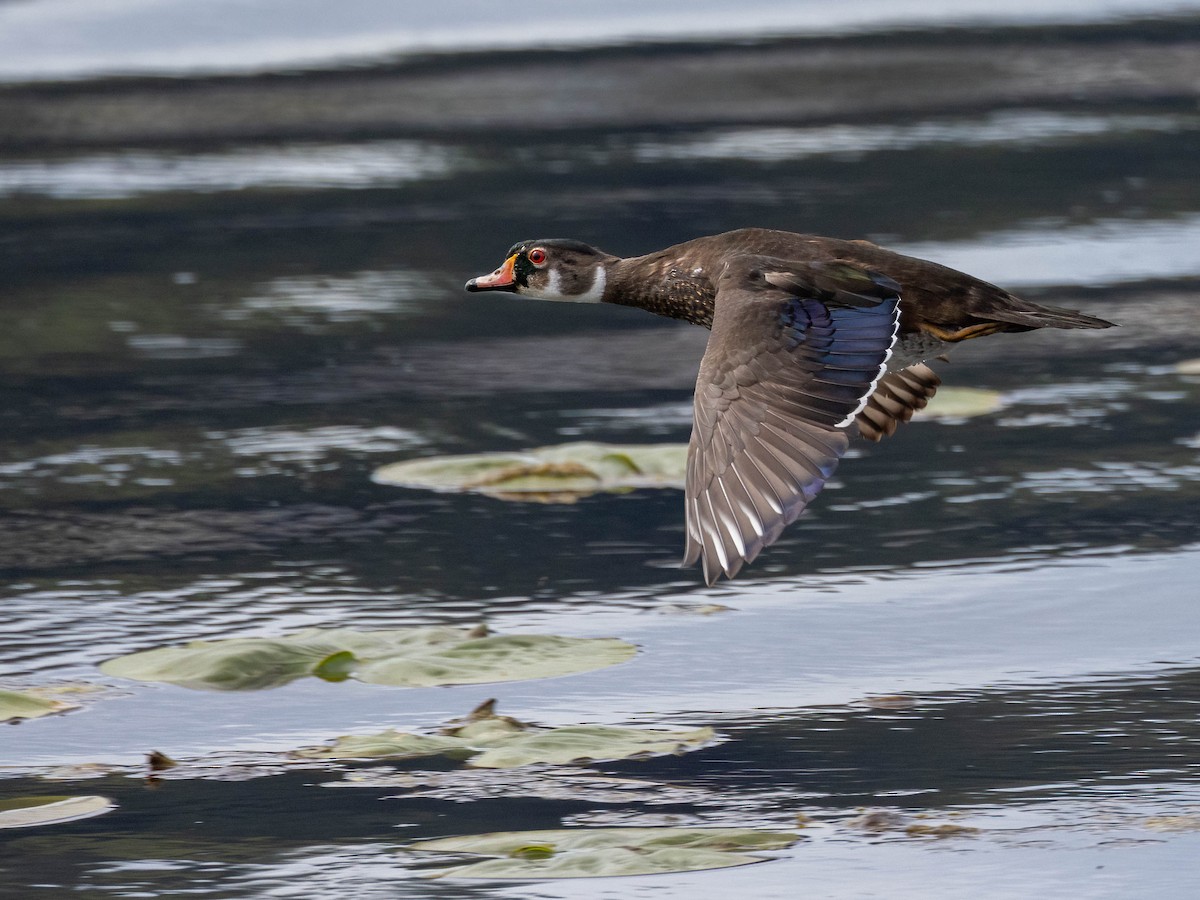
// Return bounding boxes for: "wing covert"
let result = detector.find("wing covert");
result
[683,257,900,584]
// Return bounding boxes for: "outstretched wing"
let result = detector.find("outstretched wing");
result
[683,258,900,584]
[856,363,942,442]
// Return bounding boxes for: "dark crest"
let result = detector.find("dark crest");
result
[506,238,606,258]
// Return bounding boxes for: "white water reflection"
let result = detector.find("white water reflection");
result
[4,0,1200,81]
[1015,461,1200,494]
[230,269,430,327]
[0,141,460,199]
[4,109,1174,204]
[0,426,425,496]
[126,334,243,359]
[899,213,1200,286]
[210,425,425,473]
[634,111,1193,163]
[0,445,185,491]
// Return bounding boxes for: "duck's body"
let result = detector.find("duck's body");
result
[467,228,1113,583]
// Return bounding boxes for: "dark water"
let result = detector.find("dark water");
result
[2,8,1200,898]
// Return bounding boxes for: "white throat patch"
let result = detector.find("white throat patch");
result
[540,267,606,304]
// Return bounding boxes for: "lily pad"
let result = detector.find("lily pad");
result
[405,827,800,879]
[327,767,716,805]
[100,626,636,691]
[100,636,349,691]
[296,701,715,767]
[0,688,77,722]
[916,387,1005,420]
[1144,815,1200,832]
[904,823,980,837]
[373,442,687,500]
[0,795,115,829]
[298,730,472,761]
[471,724,716,769]
[846,809,980,838]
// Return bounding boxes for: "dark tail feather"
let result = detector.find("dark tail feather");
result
[987,299,1115,331]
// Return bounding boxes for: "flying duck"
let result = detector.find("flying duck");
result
[466,228,1114,584]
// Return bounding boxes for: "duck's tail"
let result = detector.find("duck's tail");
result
[985,296,1115,331]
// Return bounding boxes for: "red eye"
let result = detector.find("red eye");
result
[527,248,547,266]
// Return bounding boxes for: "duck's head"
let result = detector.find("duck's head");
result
[465,239,613,303]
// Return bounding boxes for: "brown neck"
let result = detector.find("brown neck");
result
[603,253,716,329]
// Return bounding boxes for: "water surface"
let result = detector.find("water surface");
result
[2,7,1199,898]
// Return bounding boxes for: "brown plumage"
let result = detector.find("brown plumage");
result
[466,228,1114,584]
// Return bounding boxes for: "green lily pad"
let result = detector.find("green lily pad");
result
[1144,815,1200,832]
[326,767,716,805]
[100,626,636,691]
[99,636,350,691]
[470,724,716,769]
[373,442,687,500]
[296,701,715,767]
[0,796,115,829]
[405,827,800,879]
[354,634,637,687]
[916,387,1005,420]
[0,688,77,722]
[298,730,472,761]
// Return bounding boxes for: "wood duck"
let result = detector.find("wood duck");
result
[466,228,1114,585]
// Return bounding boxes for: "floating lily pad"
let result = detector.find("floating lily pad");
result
[298,730,472,761]
[904,823,980,837]
[100,626,636,691]
[0,795,115,829]
[847,809,908,832]
[0,688,77,722]
[858,694,919,710]
[916,387,1005,420]
[296,701,715,768]
[471,724,715,769]
[373,442,687,500]
[101,636,349,691]
[37,763,128,782]
[405,827,800,879]
[1144,815,1200,832]
[327,766,716,805]
[655,603,732,616]
[846,809,980,838]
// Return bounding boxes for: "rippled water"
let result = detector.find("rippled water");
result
[2,5,1200,898]
[6,0,1200,80]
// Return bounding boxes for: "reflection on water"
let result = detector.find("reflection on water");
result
[0,141,463,200]
[898,213,1200,287]
[632,111,1196,163]
[4,655,1200,897]
[6,0,1200,81]
[2,6,1200,899]
[4,110,1192,201]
